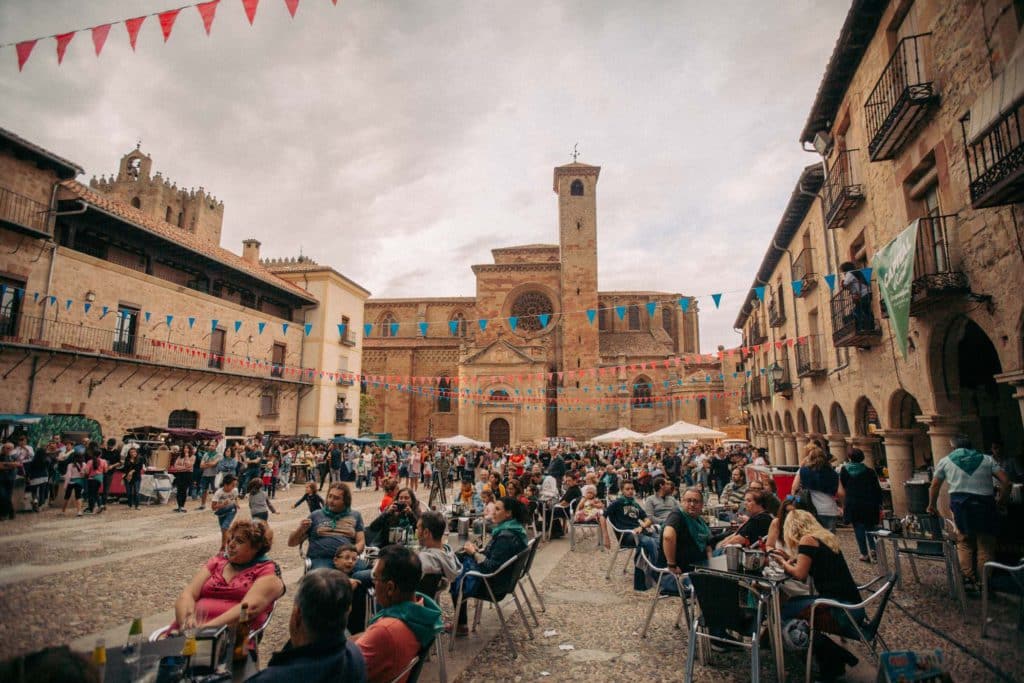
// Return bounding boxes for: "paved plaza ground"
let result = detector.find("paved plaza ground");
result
[1,484,1022,682]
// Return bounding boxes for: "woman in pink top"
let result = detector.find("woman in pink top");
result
[83,446,108,514]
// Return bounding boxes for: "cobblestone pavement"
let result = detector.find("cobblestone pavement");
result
[3,493,1023,682]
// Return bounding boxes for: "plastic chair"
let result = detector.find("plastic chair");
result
[802,574,895,683]
[450,550,533,657]
[636,547,692,638]
[604,522,639,580]
[981,557,1024,637]
[567,500,603,551]
[685,571,768,682]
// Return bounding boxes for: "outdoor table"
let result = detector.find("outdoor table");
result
[94,634,258,682]
[693,554,790,682]
[868,530,966,616]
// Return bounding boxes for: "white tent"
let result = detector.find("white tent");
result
[590,427,646,443]
[640,420,728,442]
[435,434,490,448]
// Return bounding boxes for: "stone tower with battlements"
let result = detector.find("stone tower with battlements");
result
[89,146,225,244]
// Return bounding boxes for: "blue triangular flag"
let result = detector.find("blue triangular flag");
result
[861,267,872,284]
[615,305,626,320]
[144,311,151,323]
[711,293,722,309]
[679,298,690,313]
[282,323,290,335]
[645,301,657,317]
[390,322,399,336]
[754,286,766,301]
[478,319,488,331]
[364,323,373,337]
[258,322,267,334]
[33,291,39,302]
[65,299,72,311]
[211,319,219,331]
[508,316,518,331]
[49,295,57,306]
[792,280,804,297]
[84,302,91,314]
[586,309,596,324]
[166,314,174,327]
[304,323,313,336]
[188,317,196,329]
[102,306,110,318]
[538,313,550,328]
[337,323,346,337]
[234,321,243,333]
[448,320,458,336]
[418,322,428,336]
[824,274,836,292]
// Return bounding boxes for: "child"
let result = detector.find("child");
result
[293,482,324,513]
[333,545,361,591]
[246,479,277,522]
[211,475,239,551]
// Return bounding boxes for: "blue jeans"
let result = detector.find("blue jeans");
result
[816,515,838,532]
[126,477,141,508]
[852,523,877,556]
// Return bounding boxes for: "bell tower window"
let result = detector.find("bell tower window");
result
[570,179,584,196]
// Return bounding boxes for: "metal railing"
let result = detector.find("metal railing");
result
[335,407,353,423]
[911,214,969,307]
[749,320,767,346]
[796,334,825,376]
[749,376,766,402]
[336,374,355,386]
[791,248,816,294]
[0,185,51,236]
[0,313,312,383]
[830,287,880,345]
[821,149,865,228]
[771,353,792,395]
[961,104,1024,208]
[865,34,937,161]
[768,293,785,327]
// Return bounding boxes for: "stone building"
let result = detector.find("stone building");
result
[734,0,1024,516]
[363,161,739,445]
[0,130,365,440]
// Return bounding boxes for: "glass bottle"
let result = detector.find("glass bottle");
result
[233,603,250,662]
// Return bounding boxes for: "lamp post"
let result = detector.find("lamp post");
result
[768,362,784,384]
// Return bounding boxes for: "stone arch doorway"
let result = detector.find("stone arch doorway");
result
[889,389,932,467]
[797,408,808,434]
[829,403,850,436]
[489,418,511,448]
[811,405,827,436]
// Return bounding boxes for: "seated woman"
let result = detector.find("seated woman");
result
[454,480,483,513]
[288,482,365,570]
[487,472,506,498]
[765,495,798,550]
[449,496,530,636]
[173,519,285,639]
[366,486,420,546]
[769,510,862,681]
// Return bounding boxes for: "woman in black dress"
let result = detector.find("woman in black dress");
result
[838,447,883,562]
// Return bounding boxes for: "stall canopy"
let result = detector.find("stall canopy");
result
[166,428,222,440]
[436,434,490,448]
[641,421,728,442]
[590,427,646,443]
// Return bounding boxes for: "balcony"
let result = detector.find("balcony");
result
[748,321,767,346]
[961,103,1024,208]
[830,288,882,348]
[865,34,939,161]
[0,314,312,384]
[335,407,353,423]
[0,186,51,238]
[749,376,767,403]
[909,214,969,314]
[771,355,793,397]
[822,150,865,229]
[340,335,356,347]
[739,386,750,408]
[791,248,817,297]
[768,295,786,328]
[336,374,355,386]
[796,334,826,378]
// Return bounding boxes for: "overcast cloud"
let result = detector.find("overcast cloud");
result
[0,1,849,351]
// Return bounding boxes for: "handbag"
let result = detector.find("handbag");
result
[795,491,818,516]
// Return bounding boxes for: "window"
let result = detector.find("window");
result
[340,315,353,344]
[598,308,608,331]
[259,389,279,417]
[131,197,141,209]
[335,396,351,423]
[239,291,256,309]
[0,277,25,337]
[449,312,467,337]
[208,327,226,369]
[570,179,584,196]
[187,274,209,293]
[271,342,286,377]
[661,304,674,336]
[510,292,554,332]
[489,389,510,402]
[165,206,173,223]
[698,398,708,420]
[380,313,397,338]
[627,304,641,331]
[177,212,184,228]
[168,409,198,429]
[224,426,245,446]
[437,376,452,413]
[113,305,140,354]
[632,379,652,408]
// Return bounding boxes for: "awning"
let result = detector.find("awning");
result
[968,37,1024,143]
[590,427,645,444]
[0,414,46,425]
[641,420,728,442]
[436,434,490,448]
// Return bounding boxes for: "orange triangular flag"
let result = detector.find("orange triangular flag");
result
[16,40,36,71]
[242,0,260,25]
[55,32,75,65]
[158,9,181,42]
[91,24,111,55]
[125,16,146,51]
[197,1,220,35]
[284,0,300,18]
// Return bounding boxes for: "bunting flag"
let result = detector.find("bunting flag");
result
[302,323,311,336]
[586,309,596,324]
[91,24,111,56]
[645,301,657,317]
[65,299,72,311]
[711,293,722,309]
[234,320,242,332]
[101,306,110,317]
[862,267,873,284]
[188,317,196,329]
[364,323,372,337]
[33,292,39,302]
[16,40,36,71]
[158,9,181,42]
[55,32,75,64]
[144,311,151,322]
[197,1,220,35]
[754,286,765,301]
[615,305,626,320]
[284,0,300,18]
[824,274,836,292]
[792,280,803,297]
[418,321,428,336]
[337,323,346,337]
[242,0,260,25]
[389,321,399,336]
[282,323,289,334]
[538,313,550,328]
[258,322,267,334]
[166,314,174,327]
[448,320,458,336]
[125,16,146,51]
[679,298,690,313]
[508,316,518,331]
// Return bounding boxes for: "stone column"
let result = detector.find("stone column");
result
[795,434,810,464]
[826,434,848,466]
[783,434,798,467]
[880,430,916,517]
[850,436,880,469]
[772,432,786,468]
[994,370,1024,426]
[916,414,964,519]
[763,431,776,463]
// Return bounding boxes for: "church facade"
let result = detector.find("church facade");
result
[362,161,739,445]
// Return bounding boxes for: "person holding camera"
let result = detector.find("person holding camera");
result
[367,487,421,547]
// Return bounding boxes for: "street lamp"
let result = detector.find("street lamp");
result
[768,362,784,383]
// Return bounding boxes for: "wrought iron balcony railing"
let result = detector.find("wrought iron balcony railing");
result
[791,248,817,297]
[830,287,882,348]
[0,185,51,238]
[961,104,1024,208]
[748,320,767,346]
[749,376,767,402]
[796,334,826,378]
[771,354,793,397]
[336,374,355,386]
[910,214,969,314]
[822,149,865,229]
[865,34,939,161]
[335,407,353,423]
[768,294,786,328]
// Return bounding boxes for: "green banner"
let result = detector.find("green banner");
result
[871,220,919,359]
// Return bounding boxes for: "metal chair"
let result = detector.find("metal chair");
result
[636,547,692,638]
[803,574,896,683]
[685,571,769,683]
[982,557,1024,638]
[567,500,603,551]
[605,522,639,580]
[517,536,545,614]
[450,549,534,657]
[891,517,965,616]
[149,600,278,649]
[298,538,312,574]
[417,574,450,683]
[386,655,419,683]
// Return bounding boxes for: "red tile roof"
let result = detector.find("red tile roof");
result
[59,180,317,304]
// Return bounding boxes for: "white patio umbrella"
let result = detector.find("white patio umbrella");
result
[640,420,728,442]
[435,434,490,447]
[590,427,646,443]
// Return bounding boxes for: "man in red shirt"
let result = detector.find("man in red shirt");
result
[508,452,526,478]
[356,545,443,682]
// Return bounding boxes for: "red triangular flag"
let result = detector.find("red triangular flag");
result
[15,40,36,71]
[125,16,146,51]
[284,0,300,18]
[55,32,75,65]
[91,24,111,56]
[158,9,181,42]
[242,0,260,25]
[197,0,220,35]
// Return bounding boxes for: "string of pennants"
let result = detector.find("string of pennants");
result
[5,0,341,72]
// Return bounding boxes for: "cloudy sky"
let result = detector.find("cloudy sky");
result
[1,0,848,351]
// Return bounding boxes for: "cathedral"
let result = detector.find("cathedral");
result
[362,161,738,445]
